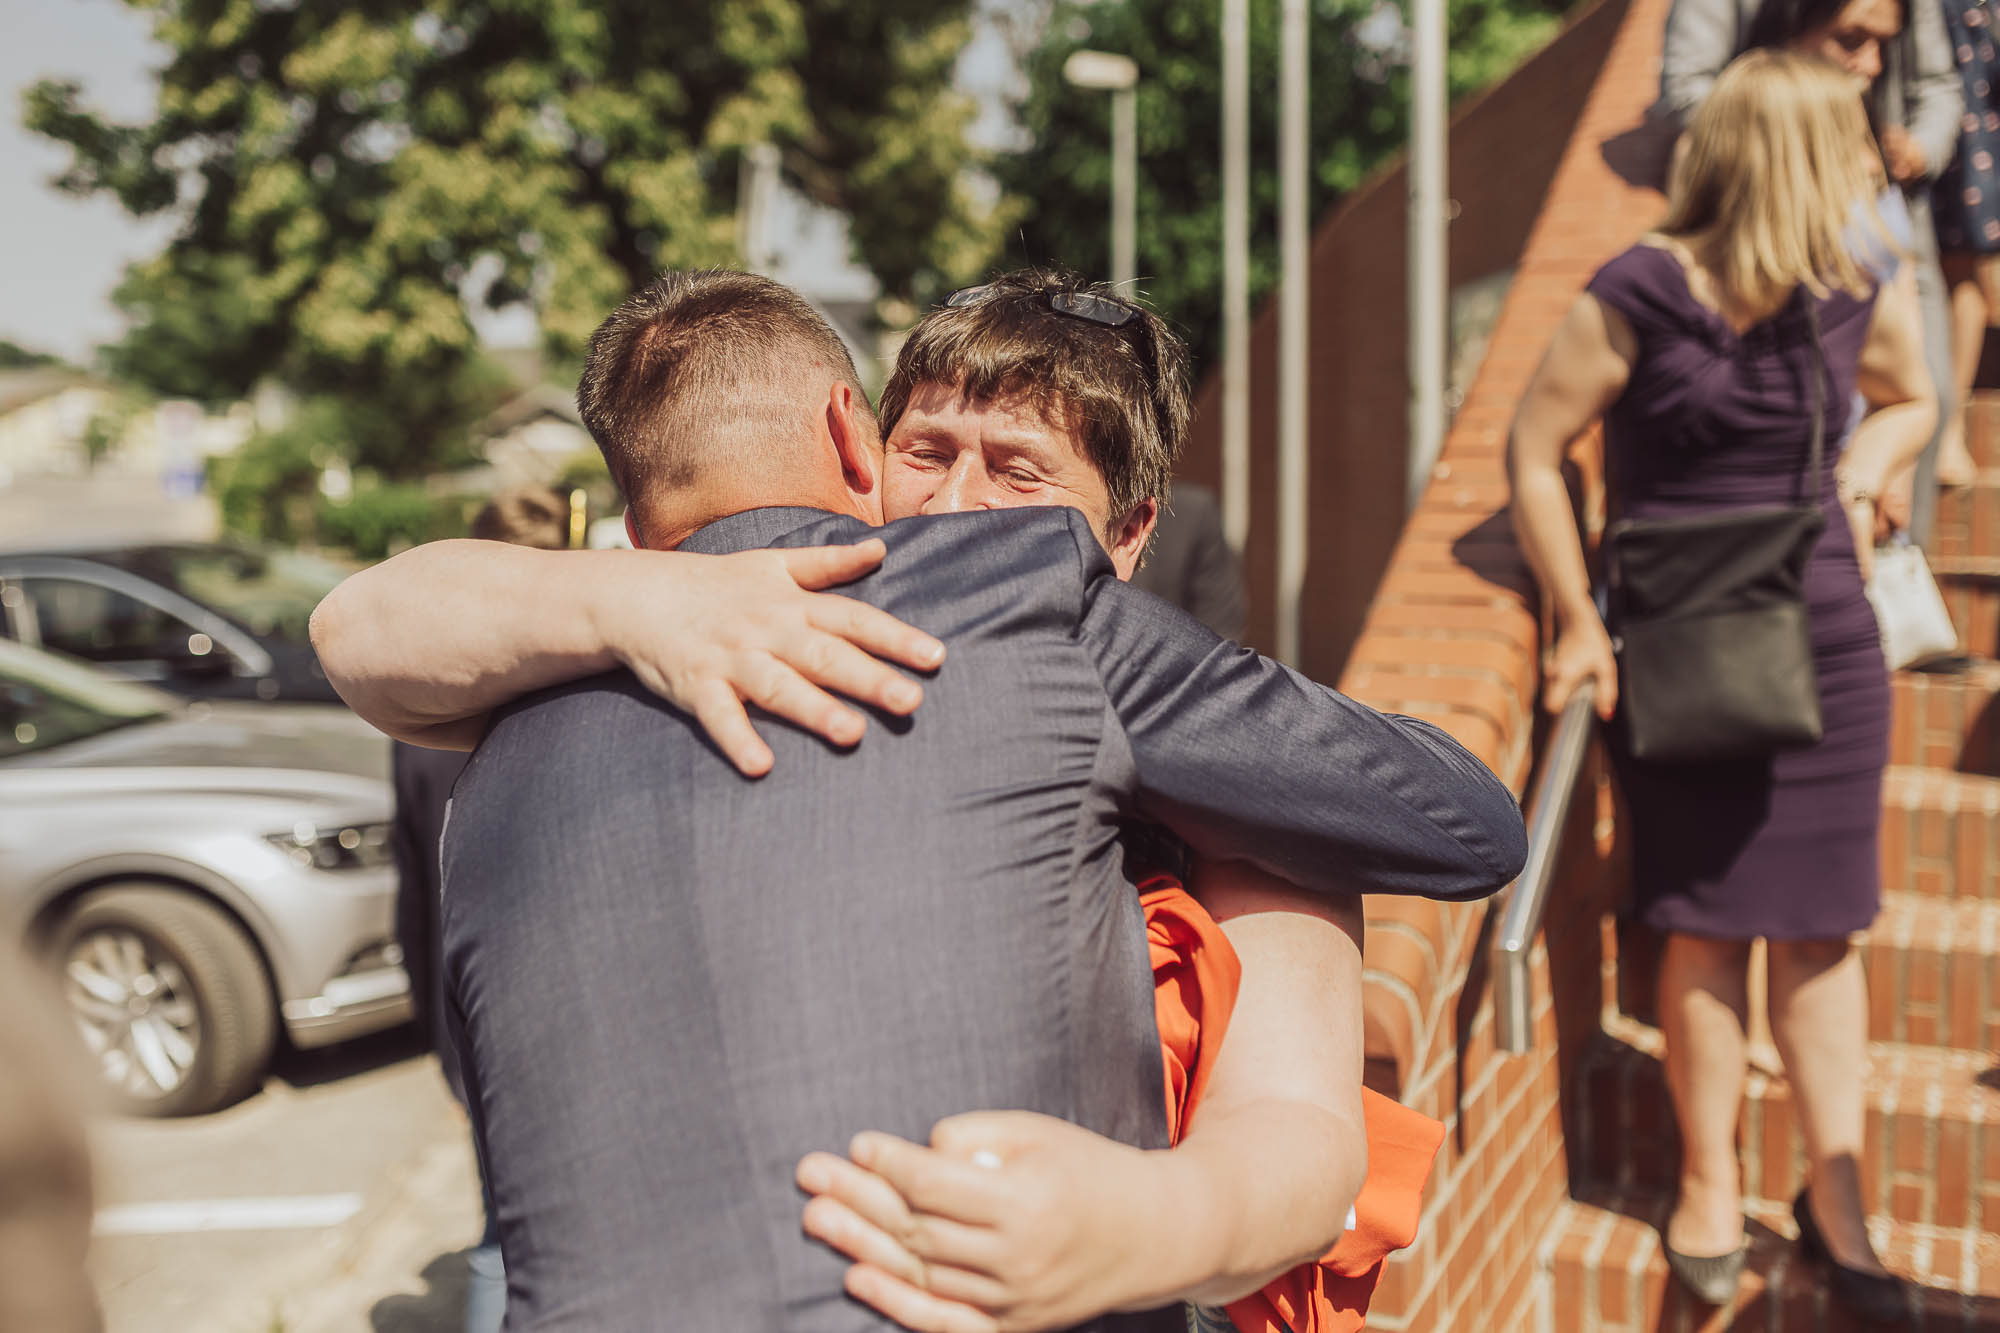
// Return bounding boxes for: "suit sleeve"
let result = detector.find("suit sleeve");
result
[1904,3,1965,177]
[1077,538,1527,902]
[1657,0,1737,128]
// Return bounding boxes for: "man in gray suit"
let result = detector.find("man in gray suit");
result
[324,270,1524,1330]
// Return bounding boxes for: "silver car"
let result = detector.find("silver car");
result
[0,638,411,1115]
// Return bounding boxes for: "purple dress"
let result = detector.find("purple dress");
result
[1588,245,1890,940]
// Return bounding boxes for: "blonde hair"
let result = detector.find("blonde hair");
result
[1662,49,1889,319]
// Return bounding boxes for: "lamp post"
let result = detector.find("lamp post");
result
[1408,0,1448,507]
[1220,0,1250,551]
[1063,50,1140,289]
[1277,0,1309,665]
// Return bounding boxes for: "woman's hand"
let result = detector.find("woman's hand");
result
[593,540,945,777]
[1544,618,1618,721]
[1845,497,1882,581]
[795,1112,1168,1333]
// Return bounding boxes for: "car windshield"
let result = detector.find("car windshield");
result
[161,546,351,643]
[0,640,172,759]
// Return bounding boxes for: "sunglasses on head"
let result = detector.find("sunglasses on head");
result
[942,284,1142,329]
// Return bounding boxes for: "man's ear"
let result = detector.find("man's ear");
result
[1106,498,1160,582]
[826,380,882,500]
[623,509,646,550]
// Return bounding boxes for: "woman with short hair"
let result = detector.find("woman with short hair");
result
[1509,51,1935,1318]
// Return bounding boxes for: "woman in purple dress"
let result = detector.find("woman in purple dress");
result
[1509,52,1936,1318]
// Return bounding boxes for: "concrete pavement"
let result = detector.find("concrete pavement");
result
[90,1027,484,1333]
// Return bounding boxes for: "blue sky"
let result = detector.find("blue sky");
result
[1,1,1028,364]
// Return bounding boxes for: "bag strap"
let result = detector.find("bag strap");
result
[1796,291,1827,506]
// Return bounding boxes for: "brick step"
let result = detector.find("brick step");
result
[1892,665,2000,774]
[1938,558,2000,661]
[1864,893,2000,1051]
[1881,769,2000,900]
[1964,394,2000,470]
[1544,1186,2000,1332]
[1576,1022,2000,1230]
[1936,470,2000,563]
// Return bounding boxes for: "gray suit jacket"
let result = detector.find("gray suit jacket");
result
[441,505,1525,1331]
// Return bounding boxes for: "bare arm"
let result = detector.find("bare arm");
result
[1506,291,1635,719]
[1846,268,1938,495]
[1845,268,1939,568]
[1146,863,1367,1308]
[310,538,944,775]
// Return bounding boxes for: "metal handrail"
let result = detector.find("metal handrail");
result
[1492,680,1598,1054]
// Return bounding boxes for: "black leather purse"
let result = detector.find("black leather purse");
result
[1604,299,1828,764]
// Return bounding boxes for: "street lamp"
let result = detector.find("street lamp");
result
[1408,0,1448,507]
[1063,49,1139,289]
[1220,0,1250,552]
[1276,0,1309,665]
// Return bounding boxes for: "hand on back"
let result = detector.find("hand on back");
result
[599,541,945,777]
[795,1111,1167,1333]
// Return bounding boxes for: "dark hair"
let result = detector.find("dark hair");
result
[471,485,570,549]
[576,269,867,506]
[877,268,1189,527]
[1745,0,1895,50]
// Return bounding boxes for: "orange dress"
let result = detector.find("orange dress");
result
[1143,880,1445,1333]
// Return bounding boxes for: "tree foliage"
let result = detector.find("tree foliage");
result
[995,0,1572,372]
[27,0,1009,473]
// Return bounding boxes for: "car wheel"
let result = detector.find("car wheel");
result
[53,885,277,1117]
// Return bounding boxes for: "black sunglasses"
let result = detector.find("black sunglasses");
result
[942,284,1142,328]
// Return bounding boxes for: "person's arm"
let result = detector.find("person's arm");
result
[1657,0,1738,127]
[1844,267,1940,571]
[1150,863,1367,1305]
[1506,291,1636,720]
[792,865,1367,1332]
[1901,1,1965,178]
[1077,525,1526,902]
[309,538,945,776]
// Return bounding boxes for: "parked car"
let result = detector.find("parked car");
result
[0,541,352,704]
[0,639,409,1115]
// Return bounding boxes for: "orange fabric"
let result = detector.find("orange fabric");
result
[1141,880,1446,1333]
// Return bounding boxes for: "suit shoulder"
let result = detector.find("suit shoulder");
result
[877,507,1102,578]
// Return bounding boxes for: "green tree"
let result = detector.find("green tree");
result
[995,0,1571,372]
[26,0,1009,474]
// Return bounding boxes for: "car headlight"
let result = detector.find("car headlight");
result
[265,821,394,872]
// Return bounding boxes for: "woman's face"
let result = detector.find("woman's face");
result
[881,380,1156,579]
[1793,0,1903,85]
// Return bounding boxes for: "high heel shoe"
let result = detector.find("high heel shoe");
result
[1792,1188,1912,1325]
[1661,1234,1747,1305]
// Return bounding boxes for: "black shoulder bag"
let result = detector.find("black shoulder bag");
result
[1604,298,1828,763]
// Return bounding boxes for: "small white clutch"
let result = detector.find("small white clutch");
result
[1866,536,1959,670]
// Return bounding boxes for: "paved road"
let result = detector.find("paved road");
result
[89,1026,484,1333]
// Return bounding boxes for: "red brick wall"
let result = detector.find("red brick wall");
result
[1177,0,1635,681]
[1328,0,1675,1324]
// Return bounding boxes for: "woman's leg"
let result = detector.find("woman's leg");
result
[1940,250,1986,490]
[1659,931,1754,1256]
[1766,935,1885,1276]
